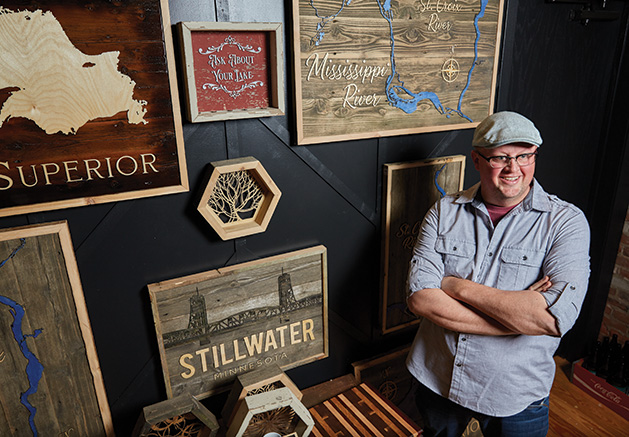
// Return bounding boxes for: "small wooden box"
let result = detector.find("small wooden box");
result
[308,383,422,436]
[132,392,219,437]
[222,364,303,427]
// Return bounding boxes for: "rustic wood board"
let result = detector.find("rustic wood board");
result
[132,392,219,437]
[381,155,465,334]
[148,246,329,399]
[0,221,113,436]
[0,0,187,217]
[308,383,422,436]
[178,22,285,122]
[291,0,505,144]
[352,346,413,407]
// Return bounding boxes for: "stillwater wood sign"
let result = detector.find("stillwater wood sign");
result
[292,0,505,144]
[0,0,187,217]
[148,246,328,399]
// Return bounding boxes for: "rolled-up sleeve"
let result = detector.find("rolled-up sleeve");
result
[541,206,591,336]
[407,202,445,296]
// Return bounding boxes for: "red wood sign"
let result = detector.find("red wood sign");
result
[178,22,285,123]
[191,31,270,113]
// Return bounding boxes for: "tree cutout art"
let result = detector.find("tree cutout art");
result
[208,170,263,224]
[197,157,281,240]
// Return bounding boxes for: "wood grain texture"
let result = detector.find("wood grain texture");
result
[292,0,505,144]
[308,382,421,436]
[0,0,187,217]
[380,155,465,334]
[148,246,329,399]
[0,221,112,436]
[549,358,629,437]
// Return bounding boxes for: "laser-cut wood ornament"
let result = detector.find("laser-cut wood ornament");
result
[197,157,281,240]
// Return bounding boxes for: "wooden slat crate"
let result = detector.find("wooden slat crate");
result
[308,383,422,437]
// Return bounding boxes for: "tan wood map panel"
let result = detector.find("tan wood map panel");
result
[381,155,465,333]
[148,246,329,399]
[0,221,112,436]
[0,0,187,217]
[292,0,505,144]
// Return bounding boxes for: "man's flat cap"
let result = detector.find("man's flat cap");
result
[472,111,542,148]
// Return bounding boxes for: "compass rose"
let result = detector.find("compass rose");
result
[441,46,460,83]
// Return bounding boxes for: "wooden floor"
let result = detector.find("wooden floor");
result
[549,357,628,436]
[300,358,629,436]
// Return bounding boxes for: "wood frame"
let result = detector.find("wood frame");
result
[381,155,466,334]
[0,0,188,217]
[291,0,505,144]
[148,246,328,400]
[178,21,285,122]
[132,392,219,437]
[197,157,282,240]
[221,363,303,428]
[226,387,314,437]
[351,346,413,407]
[0,221,113,436]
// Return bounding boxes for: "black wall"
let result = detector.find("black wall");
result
[1,1,628,434]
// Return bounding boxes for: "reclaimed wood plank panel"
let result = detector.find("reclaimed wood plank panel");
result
[292,0,505,144]
[0,221,112,436]
[380,155,465,334]
[148,246,329,399]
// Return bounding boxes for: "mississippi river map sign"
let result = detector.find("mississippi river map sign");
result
[292,0,505,144]
[0,1,187,217]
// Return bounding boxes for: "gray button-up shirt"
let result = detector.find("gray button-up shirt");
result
[406,180,590,417]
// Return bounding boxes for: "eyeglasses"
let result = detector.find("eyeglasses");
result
[476,151,538,169]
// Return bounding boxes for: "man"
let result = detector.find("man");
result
[406,111,590,437]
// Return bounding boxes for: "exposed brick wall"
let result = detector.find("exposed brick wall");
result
[599,207,629,341]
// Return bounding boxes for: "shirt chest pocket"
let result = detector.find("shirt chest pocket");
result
[435,237,476,278]
[498,247,546,290]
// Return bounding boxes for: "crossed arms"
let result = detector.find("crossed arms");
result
[407,276,560,336]
[406,196,590,338]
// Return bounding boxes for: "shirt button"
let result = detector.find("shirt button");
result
[453,246,458,251]
[461,337,467,342]
[456,362,463,367]
[523,255,528,261]
[488,252,493,257]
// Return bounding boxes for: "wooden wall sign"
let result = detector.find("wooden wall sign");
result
[178,22,285,122]
[0,0,187,217]
[291,0,505,144]
[381,155,465,334]
[148,246,328,399]
[0,221,113,436]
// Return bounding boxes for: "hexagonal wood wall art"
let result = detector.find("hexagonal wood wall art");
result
[198,157,281,240]
[226,387,314,437]
[222,364,303,428]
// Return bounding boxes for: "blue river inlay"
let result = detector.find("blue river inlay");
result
[1,238,43,436]
[308,0,489,123]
